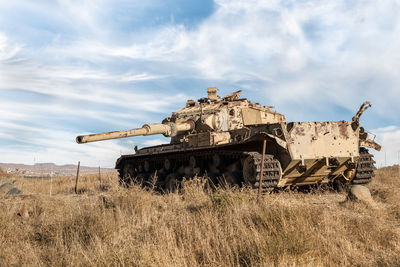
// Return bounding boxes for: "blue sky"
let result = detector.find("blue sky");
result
[0,0,399,167]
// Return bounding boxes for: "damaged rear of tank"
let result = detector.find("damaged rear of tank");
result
[271,101,381,187]
[276,119,380,187]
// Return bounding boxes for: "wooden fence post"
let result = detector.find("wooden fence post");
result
[75,161,80,194]
[258,139,267,201]
[98,166,102,188]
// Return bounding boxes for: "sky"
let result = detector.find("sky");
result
[0,0,399,167]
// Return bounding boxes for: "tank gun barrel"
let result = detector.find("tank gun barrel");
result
[76,121,194,144]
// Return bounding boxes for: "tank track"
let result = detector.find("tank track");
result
[118,149,282,192]
[244,152,282,193]
[352,147,375,185]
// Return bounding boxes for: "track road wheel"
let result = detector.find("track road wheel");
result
[120,163,135,186]
[165,173,180,193]
[164,159,171,172]
[135,173,149,187]
[204,172,219,190]
[212,154,223,167]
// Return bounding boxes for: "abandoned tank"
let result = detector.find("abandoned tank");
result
[76,88,381,192]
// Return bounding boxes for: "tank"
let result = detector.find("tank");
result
[77,88,381,192]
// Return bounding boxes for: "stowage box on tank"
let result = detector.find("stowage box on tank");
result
[77,88,381,192]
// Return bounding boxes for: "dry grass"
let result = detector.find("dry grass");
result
[1,167,400,266]
[0,167,10,178]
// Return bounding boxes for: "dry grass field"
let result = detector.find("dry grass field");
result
[1,166,400,266]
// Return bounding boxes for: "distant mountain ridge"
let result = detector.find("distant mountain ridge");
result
[0,162,115,176]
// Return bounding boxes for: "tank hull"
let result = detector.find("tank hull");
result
[116,121,376,190]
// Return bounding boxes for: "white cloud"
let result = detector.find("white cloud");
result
[0,58,184,114]
[0,32,20,62]
[51,1,400,107]
[1,0,400,166]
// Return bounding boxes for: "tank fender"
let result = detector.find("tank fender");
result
[360,139,382,151]
[265,133,287,149]
[245,132,287,149]
[359,128,381,151]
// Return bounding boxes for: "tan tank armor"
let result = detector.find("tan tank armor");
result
[77,88,381,192]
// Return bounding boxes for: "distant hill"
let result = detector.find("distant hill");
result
[0,163,115,177]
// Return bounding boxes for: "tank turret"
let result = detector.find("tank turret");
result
[77,87,285,144]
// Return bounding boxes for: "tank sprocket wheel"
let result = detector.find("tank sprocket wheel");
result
[352,147,376,185]
[243,152,282,193]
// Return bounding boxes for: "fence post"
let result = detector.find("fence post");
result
[398,151,400,179]
[50,172,53,196]
[258,139,267,201]
[98,166,102,188]
[75,161,80,194]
